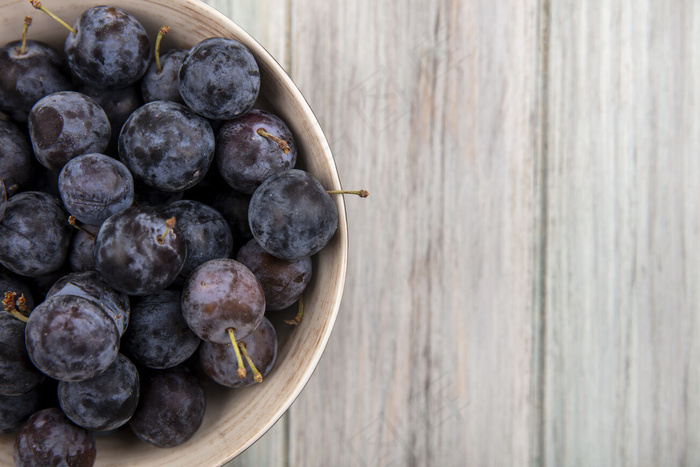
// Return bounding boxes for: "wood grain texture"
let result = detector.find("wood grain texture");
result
[543,1,700,466]
[285,1,539,466]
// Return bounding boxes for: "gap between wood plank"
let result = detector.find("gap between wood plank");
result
[532,0,551,466]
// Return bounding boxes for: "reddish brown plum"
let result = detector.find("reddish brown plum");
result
[216,109,297,194]
[200,316,277,388]
[236,238,312,311]
[14,408,96,467]
[181,258,265,344]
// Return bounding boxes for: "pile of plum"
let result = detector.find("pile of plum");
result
[0,4,359,466]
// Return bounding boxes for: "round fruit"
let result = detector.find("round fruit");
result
[181,258,265,345]
[25,294,120,382]
[249,169,338,260]
[14,408,96,467]
[94,206,187,296]
[178,37,260,120]
[65,5,151,88]
[0,191,71,277]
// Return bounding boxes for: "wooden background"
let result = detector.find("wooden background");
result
[202,1,700,466]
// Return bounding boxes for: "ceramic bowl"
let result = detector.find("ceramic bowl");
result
[0,0,347,465]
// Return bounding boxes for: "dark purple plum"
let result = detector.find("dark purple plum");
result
[162,200,233,279]
[65,6,151,88]
[67,223,98,272]
[141,48,188,104]
[47,270,130,337]
[237,238,312,311]
[119,100,215,192]
[14,408,96,467]
[58,153,134,225]
[94,206,187,296]
[181,258,265,345]
[178,37,260,120]
[129,367,205,448]
[28,91,111,171]
[122,290,200,369]
[0,191,71,277]
[76,83,142,155]
[58,354,139,431]
[200,316,277,388]
[25,294,120,382]
[0,37,71,122]
[0,386,42,434]
[249,169,338,260]
[0,312,44,396]
[0,120,34,196]
[216,109,297,194]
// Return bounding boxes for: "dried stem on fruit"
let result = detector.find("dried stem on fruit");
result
[256,128,290,154]
[155,25,170,74]
[326,189,369,198]
[29,0,77,35]
[2,292,28,323]
[227,328,247,379]
[238,342,263,383]
[20,16,32,55]
[156,217,177,244]
[68,216,96,240]
[285,296,304,326]
[16,294,29,313]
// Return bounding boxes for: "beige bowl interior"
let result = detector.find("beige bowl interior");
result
[0,0,347,465]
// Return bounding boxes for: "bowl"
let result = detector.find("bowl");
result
[0,0,348,465]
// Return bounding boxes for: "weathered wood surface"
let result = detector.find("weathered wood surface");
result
[542,2,700,466]
[205,0,700,466]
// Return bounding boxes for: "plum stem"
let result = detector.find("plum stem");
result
[227,328,246,379]
[239,342,263,383]
[29,1,77,35]
[68,216,96,240]
[256,128,290,154]
[285,296,304,326]
[20,16,32,55]
[16,294,29,313]
[155,25,170,74]
[156,217,176,244]
[3,292,28,323]
[326,189,369,198]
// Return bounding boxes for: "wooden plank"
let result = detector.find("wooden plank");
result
[543,2,700,465]
[201,0,290,70]
[286,1,540,465]
[198,2,291,466]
